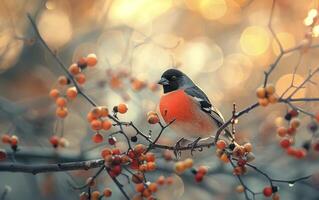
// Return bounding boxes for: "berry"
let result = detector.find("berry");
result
[77,57,87,69]
[10,135,19,146]
[216,140,227,150]
[102,120,112,130]
[101,148,112,158]
[131,135,138,142]
[290,118,300,129]
[265,84,275,95]
[284,113,292,121]
[49,89,60,99]
[148,183,158,193]
[147,115,159,124]
[156,176,165,185]
[50,136,59,148]
[145,152,155,162]
[184,158,193,168]
[55,97,67,107]
[280,138,291,149]
[0,149,7,161]
[75,73,86,85]
[134,144,146,155]
[59,137,69,147]
[243,143,253,152]
[313,141,319,151]
[58,76,70,85]
[277,127,287,137]
[288,109,299,117]
[99,106,109,117]
[263,186,273,197]
[108,137,116,145]
[56,107,69,120]
[197,166,208,175]
[195,172,204,182]
[135,183,144,193]
[258,98,269,107]
[86,53,98,67]
[91,191,100,200]
[92,133,103,143]
[91,119,102,130]
[1,134,11,144]
[103,188,112,197]
[117,103,128,114]
[66,87,77,100]
[294,149,306,159]
[147,162,156,171]
[235,185,244,193]
[68,63,80,75]
[256,87,266,98]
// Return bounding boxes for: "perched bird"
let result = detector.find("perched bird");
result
[158,68,231,144]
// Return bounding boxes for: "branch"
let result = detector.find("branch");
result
[0,159,104,174]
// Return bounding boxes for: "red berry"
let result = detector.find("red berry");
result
[112,165,122,175]
[108,137,116,145]
[237,159,247,167]
[195,172,204,182]
[112,148,121,155]
[0,149,7,161]
[313,142,319,151]
[92,133,103,143]
[294,149,306,159]
[289,109,298,117]
[263,186,272,197]
[280,138,291,149]
[50,136,59,148]
[286,147,296,156]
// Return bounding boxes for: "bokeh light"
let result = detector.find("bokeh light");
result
[38,10,72,49]
[240,26,270,56]
[199,0,227,20]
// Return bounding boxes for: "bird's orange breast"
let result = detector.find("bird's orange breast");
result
[159,90,194,123]
[159,90,215,138]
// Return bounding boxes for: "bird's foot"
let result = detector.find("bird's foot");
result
[173,138,186,159]
[188,137,201,156]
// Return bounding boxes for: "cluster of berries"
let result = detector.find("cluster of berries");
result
[256,85,278,107]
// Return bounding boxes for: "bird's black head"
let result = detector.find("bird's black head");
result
[158,69,194,93]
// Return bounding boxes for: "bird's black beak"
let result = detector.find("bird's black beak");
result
[158,77,169,85]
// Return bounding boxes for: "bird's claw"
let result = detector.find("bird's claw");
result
[188,137,201,156]
[173,138,185,159]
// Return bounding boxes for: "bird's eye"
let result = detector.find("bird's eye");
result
[171,76,176,80]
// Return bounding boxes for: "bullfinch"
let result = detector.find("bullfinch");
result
[158,69,231,145]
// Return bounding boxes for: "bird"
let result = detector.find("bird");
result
[158,68,231,148]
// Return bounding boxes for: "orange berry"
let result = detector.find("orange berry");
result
[91,119,102,130]
[56,107,68,118]
[290,118,301,129]
[256,87,266,98]
[142,189,152,198]
[55,97,67,107]
[145,152,155,162]
[134,144,146,155]
[175,162,185,174]
[91,191,100,200]
[197,166,208,175]
[103,188,112,197]
[135,183,144,193]
[233,146,245,157]
[277,126,287,137]
[77,57,87,69]
[68,63,80,75]
[243,143,253,152]
[87,112,97,122]
[139,164,147,172]
[91,107,102,118]
[59,137,69,148]
[49,89,60,99]
[157,176,165,185]
[87,53,98,67]
[216,140,227,150]
[92,133,103,143]
[220,153,229,163]
[1,134,11,144]
[76,73,86,85]
[132,194,143,200]
[66,87,77,100]
[265,84,275,95]
[117,103,128,114]
[147,115,159,124]
[148,183,158,193]
[58,76,69,85]
[99,106,109,117]
[258,98,269,107]
[101,148,112,159]
[147,162,156,171]
[272,193,280,200]
[102,120,112,130]
[184,158,193,168]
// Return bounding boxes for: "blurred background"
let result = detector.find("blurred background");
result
[0,0,319,199]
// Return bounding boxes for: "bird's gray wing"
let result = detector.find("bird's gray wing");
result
[185,86,232,139]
